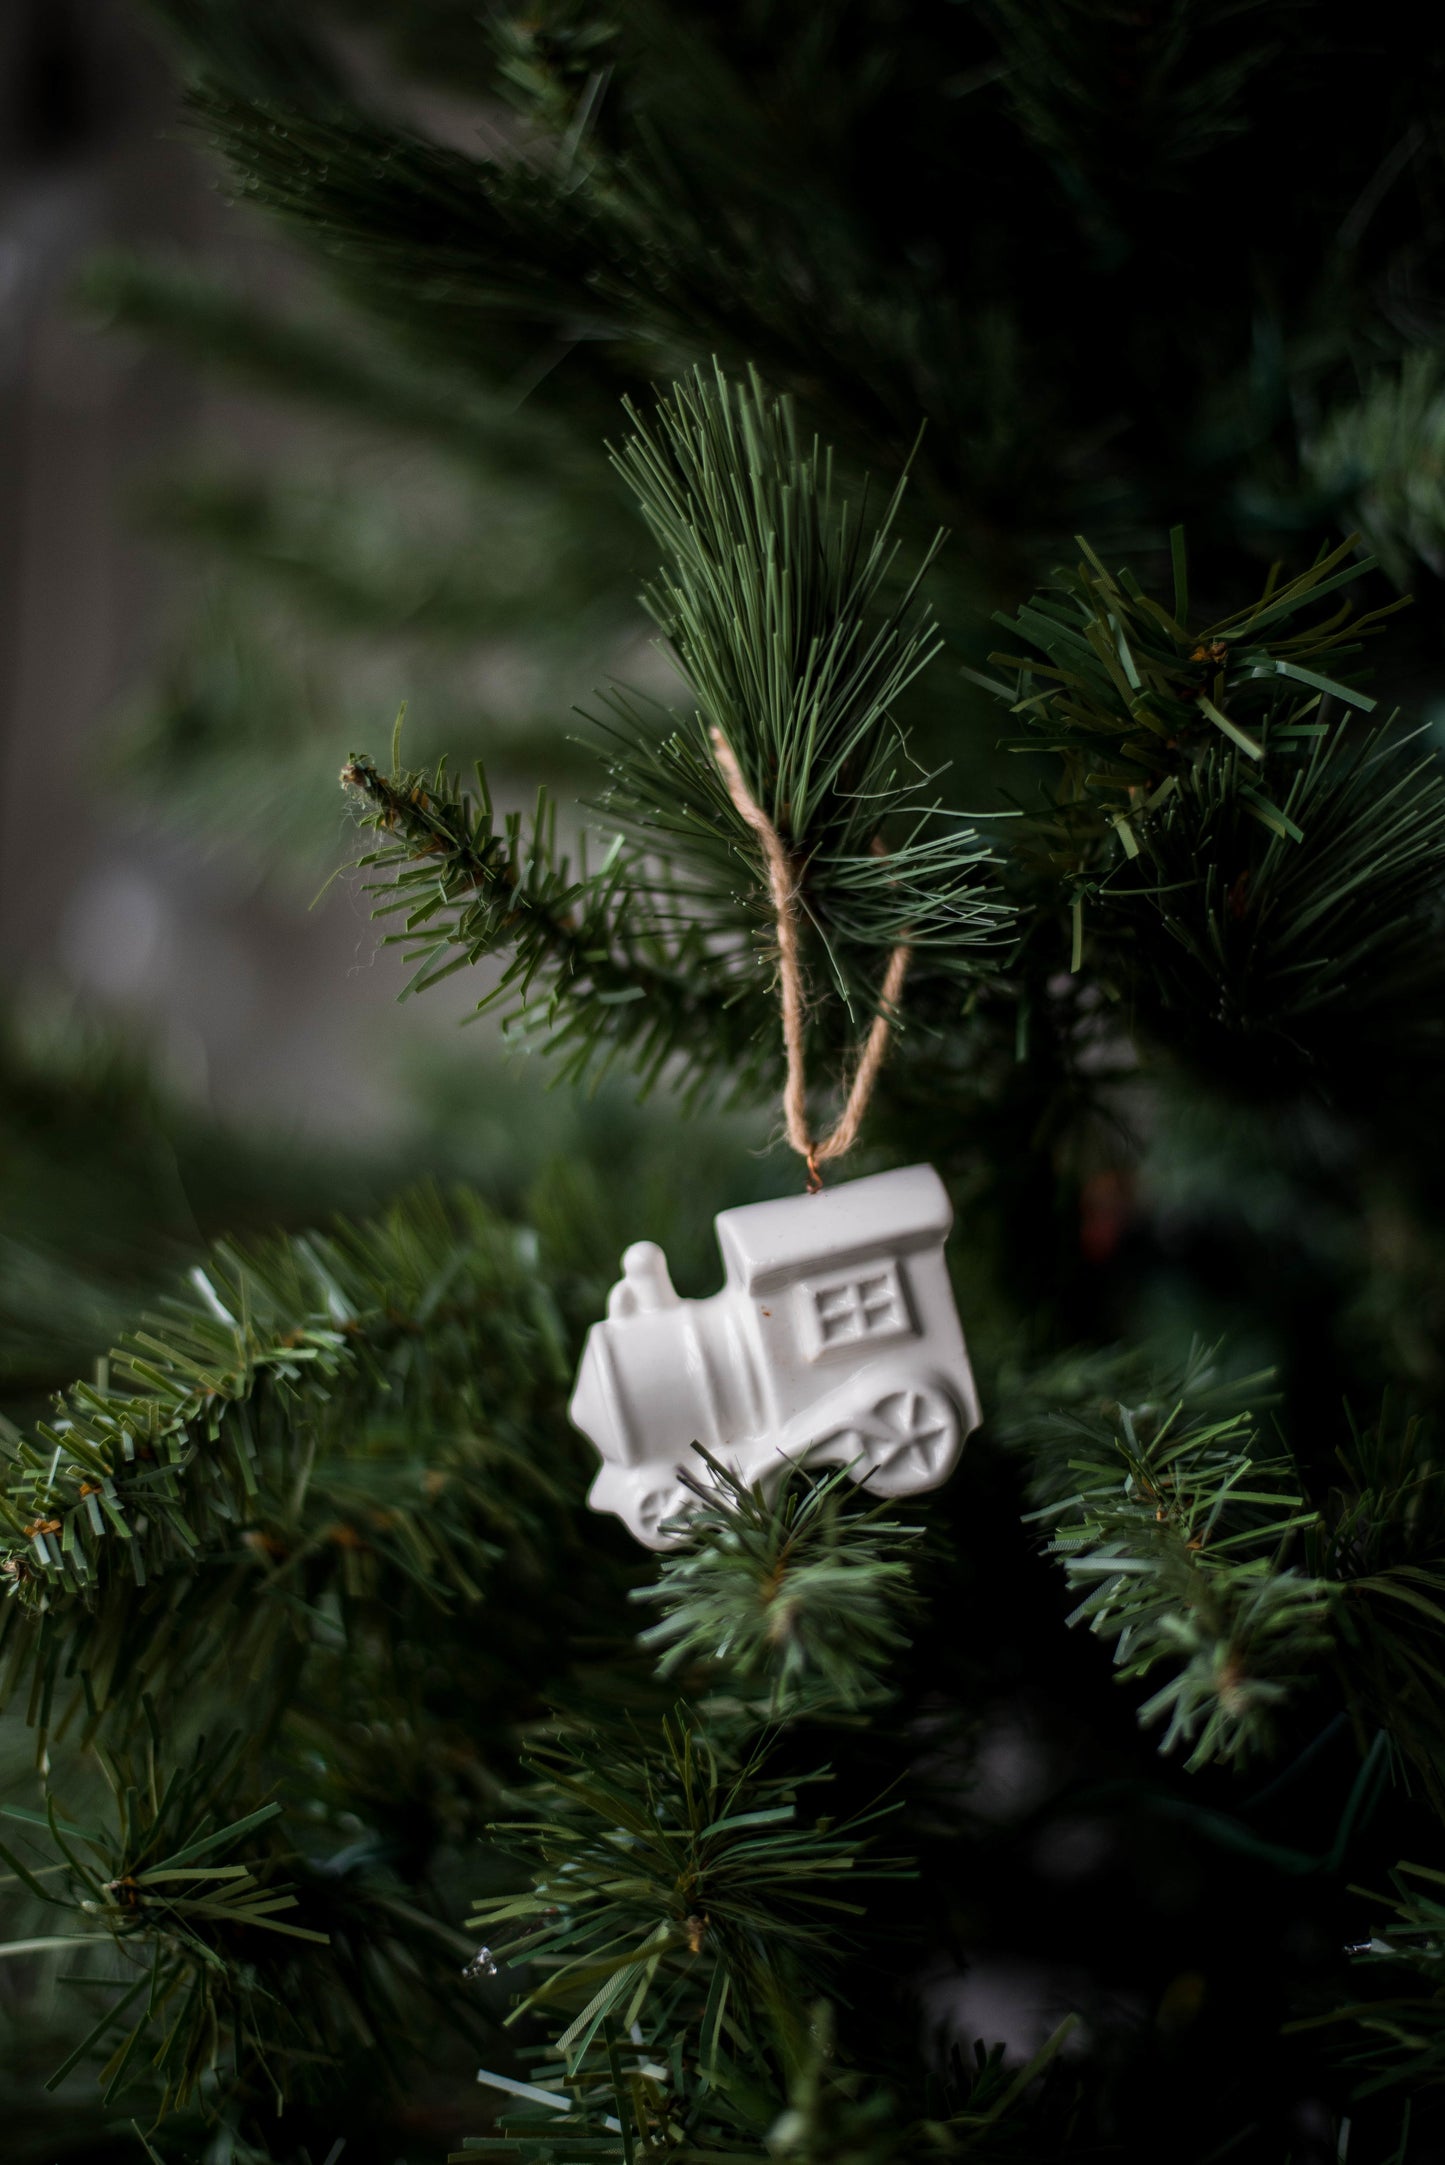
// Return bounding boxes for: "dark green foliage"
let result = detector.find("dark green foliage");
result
[1313,1406,1445,1806]
[988,534,1398,819]
[1005,1349,1445,1826]
[1006,1352,1333,1768]
[342,372,1009,1108]
[0,1735,328,2115]
[471,1712,905,2149]
[983,538,1445,1098]
[165,53,953,539]
[1302,359,1445,590]
[341,751,757,1101]
[634,1454,921,1718]
[176,84,715,428]
[1096,725,1445,1096]
[0,1187,572,1733]
[136,0,1445,592]
[0,1724,499,2125]
[14,0,1445,2157]
[1314,1861,1445,2094]
[597,369,1011,986]
[0,1179,633,2153]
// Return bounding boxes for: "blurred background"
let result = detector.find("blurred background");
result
[0,1,654,1478]
[0,0,720,1403]
[2,0,385,1126]
[0,0,666,1140]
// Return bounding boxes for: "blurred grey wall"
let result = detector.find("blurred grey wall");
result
[0,0,436,1140]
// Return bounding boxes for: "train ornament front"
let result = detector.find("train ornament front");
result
[568,1163,981,1548]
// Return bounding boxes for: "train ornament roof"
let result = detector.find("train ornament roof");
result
[715,1162,954,1291]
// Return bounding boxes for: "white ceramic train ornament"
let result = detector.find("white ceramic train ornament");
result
[568,1163,980,1548]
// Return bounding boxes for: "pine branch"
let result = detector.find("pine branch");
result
[0,1734,325,2117]
[1007,1353,1445,1799]
[612,362,947,839]
[1313,1404,1445,1805]
[987,535,1445,1098]
[471,1711,906,2085]
[148,0,1445,584]
[988,531,1402,835]
[342,372,1012,1103]
[598,367,1012,993]
[172,69,952,524]
[1100,723,1445,1095]
[1004,1351,1335,1768]
[176,87,714,429]
[0,1730,491,2120]
[341,751,765,1101]
[0,1187,573,1733]
[1294,1859,1445,2096]
[1303,354,1445,589]
[633,1452,922,1718]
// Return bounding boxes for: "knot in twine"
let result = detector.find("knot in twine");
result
[710,726,910,1193]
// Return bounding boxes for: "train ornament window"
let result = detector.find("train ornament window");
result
[802,1260,910,1357]
[568,1163,982,1548]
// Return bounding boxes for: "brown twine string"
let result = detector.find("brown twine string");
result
[710,726,911,1193]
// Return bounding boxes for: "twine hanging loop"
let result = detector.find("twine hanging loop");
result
[710,726,910,1191]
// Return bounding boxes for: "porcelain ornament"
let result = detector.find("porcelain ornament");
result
[568,1163,980,1547]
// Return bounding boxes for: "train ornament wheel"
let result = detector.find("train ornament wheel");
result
[811,1381,958,1494]
[633,1479,694,1543]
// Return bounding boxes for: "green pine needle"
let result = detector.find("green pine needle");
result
[990,530,1402,810]
[341,750,762,1103]
[599,366,1013,991]
[0,1735,320,2116]
[472,1711,907,2081]
[633,1451,922,1717]
[1294,1860,1445,2095]
[0,1187,572,1731]
[1005,1349,1334,1768]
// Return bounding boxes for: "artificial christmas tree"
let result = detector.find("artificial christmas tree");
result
[5,3,1445,2160]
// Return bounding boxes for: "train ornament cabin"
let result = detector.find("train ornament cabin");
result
[569,1163,981,1547]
